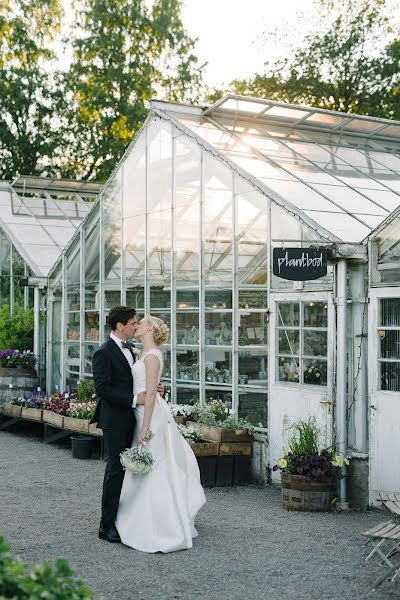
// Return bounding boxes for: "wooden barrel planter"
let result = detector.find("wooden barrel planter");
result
[281,473,337,512]
[0,368,38,405]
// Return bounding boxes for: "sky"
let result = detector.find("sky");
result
[180,0,315,86]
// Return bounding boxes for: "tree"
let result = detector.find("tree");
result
[229,0,400,119]
[67,0,204,180]
[0,0,68,179]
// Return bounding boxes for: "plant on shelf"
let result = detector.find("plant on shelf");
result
[205,367,219,382]
[303,363,325,385]
[191,400,255,433]
[223,368,232,383]
[239,374,249,384]
[0,349,37,369]
[168,403,195,418]
[177,423,201,444]
[43,393,73,415]
[67,401,97,420]
[273,417,351,511]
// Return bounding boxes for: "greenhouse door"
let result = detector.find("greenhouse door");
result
[268,292,335,481]
[369,288,400,504]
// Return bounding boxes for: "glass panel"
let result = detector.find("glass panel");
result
[176,289,199,308]
[103,169,122,287]
[147,310,171,329]
[302,210,371,242]
[205,312,232,345]
[239,349,267,386]
[312,185,388,216]
[205,289,232,309]
[150,287,171,309]
[66,343,80,384]
[239,289,267,309]
[277,302,299,327]
[124,214,145,282]
[147,121,172,212]
[67,312,80,341]
[66,239,80,285]
[104,290,121,310]
[204,155,233,284]
[277,356,300,383]
[264,180,344,213]
[205,388,232,412]
[362,190,400,213]
[238,388,267,426]
[84,342,98,375]
[176,312,199,345]
[303,358,327,385]
[239,312,268,346]
[176,386,199,405]
[205,348,233,386]
[303,330,328,357]
[278,329,300,355]
[380,362,400,392]
[303,301,328,327]
[84,211,100,283]
[380,330,400,359]
[380,298,400,326]
[147,210,172,286]
[176,349,199,382]
[123,145,146,218]
[85,311,99,342]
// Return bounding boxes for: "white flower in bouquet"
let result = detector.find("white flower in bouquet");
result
[120,430,155,475]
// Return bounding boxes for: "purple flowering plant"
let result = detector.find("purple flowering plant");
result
[0,349,36,369]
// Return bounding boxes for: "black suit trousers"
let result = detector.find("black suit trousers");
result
[101,426,134,529]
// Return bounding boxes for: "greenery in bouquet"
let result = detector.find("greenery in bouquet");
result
[273,417,350,481]
[76,379,96,403]
[120,431,155,475]
[67,401,97,420]
[0,349,36,369]
[177,424,201,444]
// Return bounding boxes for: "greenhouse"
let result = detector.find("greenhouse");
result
[43,94,400,505]
[0,177,100,376]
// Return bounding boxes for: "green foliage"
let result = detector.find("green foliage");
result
[0,305,34,351]
[0,0,204,181]
[229,0,400,119]
[77,379,96,403]
[0,534,94,598]
[287,418,320,456]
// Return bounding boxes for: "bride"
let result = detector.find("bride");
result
[116,315,206,553]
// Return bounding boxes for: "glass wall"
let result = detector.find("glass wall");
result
[0,229,32,313]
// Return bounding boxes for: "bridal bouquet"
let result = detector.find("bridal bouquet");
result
[120,431,155,475]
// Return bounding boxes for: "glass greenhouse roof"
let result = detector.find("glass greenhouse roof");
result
[154,95,400,243]
[0,185,94,276]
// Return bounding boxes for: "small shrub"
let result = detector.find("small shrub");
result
[0,304,34,350]
[0,534,94,598]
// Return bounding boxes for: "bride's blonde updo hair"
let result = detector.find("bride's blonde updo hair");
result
[147,315,169,346]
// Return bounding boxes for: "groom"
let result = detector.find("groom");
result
[91,305,163,543]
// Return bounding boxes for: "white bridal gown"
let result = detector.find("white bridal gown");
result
[116,348,206,553]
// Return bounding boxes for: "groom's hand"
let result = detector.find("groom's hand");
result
[136,392,146,405]
[157,381,164,396]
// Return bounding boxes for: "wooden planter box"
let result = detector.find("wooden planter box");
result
[88,423,103,436]
[190,441,219,456]
[42,410,64,429]
[233,456,251,485]
[281,473,337,512]
[63,416,89,433]
[174,416,187,425]
[1,403,21,417]
[216,456,234,486]
[21,407,42,421]
[195,423,253,443]
[196,456,217,487]
[219,442,252,456]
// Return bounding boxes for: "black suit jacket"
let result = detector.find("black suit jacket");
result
[91,338,136,431]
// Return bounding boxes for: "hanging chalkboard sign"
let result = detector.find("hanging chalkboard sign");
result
[273,248,327,281]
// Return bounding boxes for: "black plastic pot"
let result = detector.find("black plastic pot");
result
[71,435,95,459]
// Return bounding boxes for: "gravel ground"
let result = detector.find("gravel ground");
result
[1,422,399,600]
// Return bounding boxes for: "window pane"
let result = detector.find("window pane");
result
[380,330,400,360]
[239,349,267,386]
[303,358,327,385]
[303,302,328,327]
[303,330,328,357]
[380,298,400,327]
[239,312,268,346]
[277,356,300,383]
[277,302,299,327]
[176,349,199,382]
[176,387,199,405]
[205,349,232,385]
[205,289,232,309]
[205,312,232,345]
[176,312,199,345]
[278,329,300,355]
[238,290,267,309]
[238,388,267,427]
[380,362,400,392]
[176,290,199,308]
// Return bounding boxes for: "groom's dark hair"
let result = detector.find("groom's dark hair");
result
[107,305,136,330]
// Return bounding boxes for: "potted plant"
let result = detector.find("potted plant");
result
[239,374,248,385]
[273,417,350,512]
[168,403,195,425]
[42,393,71,428]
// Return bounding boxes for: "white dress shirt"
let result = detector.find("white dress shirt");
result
[109,332,137,408]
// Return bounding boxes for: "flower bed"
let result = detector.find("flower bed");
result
[0,349,36,369]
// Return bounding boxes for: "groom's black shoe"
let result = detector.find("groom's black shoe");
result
[98,524,121,543]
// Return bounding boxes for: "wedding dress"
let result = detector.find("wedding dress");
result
[116,348,206,553]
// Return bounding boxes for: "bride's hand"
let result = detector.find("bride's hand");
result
[139,429,150,446]
[157,381,164,396]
